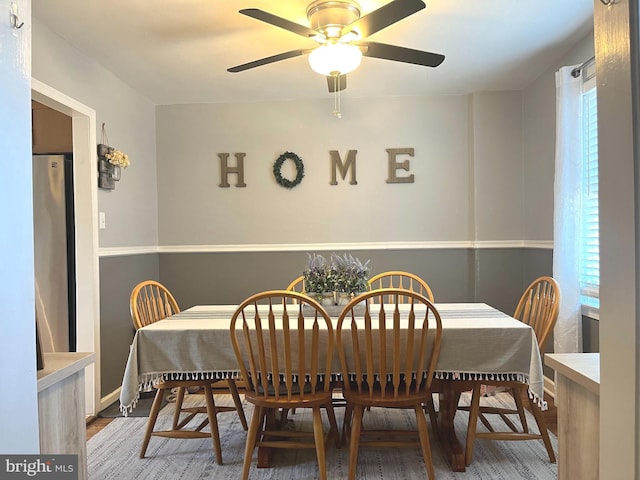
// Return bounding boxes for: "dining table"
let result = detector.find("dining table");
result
[119,302,546,472]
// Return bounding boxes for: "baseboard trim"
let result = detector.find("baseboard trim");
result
[100,387,121,412]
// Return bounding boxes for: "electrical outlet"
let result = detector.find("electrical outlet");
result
[99,212,106,229]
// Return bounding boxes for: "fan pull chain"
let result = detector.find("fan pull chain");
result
[333,75,342,119]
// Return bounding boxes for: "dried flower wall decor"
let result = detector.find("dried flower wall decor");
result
[98,123,130,190]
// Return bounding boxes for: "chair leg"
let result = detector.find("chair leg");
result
[171,386,186,430]
[511,387,529,433]
[347,404,364,480]
[139,387,166,458]
[324,401,341,449]
[227,379,248,430]
[526,394,557,463]
[414,405,436,480]
[203,384,223,465]
[342,402,353,447]
[312,407,328,480]
[423,394,439,440]
[241,406,263,480]
[465,382,482,466]
[279,408,291,427]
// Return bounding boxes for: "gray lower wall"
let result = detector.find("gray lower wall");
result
[98,247,597,398]
[99,254,160,396]
[582,316,599,353]
[159,249,477,309]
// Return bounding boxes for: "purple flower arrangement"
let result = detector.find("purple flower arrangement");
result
[303,252,370,297]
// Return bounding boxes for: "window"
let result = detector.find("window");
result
[580,82,600,318]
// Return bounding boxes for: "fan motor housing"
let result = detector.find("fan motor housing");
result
[306,0,361,39]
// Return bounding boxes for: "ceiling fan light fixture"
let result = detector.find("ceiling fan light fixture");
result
[307,0,361,38]
[308,43,362,76]
[339,30,360,43]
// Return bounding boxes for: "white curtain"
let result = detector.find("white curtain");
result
[552,65,583,353]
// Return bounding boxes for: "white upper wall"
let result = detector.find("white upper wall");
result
[156,92,533,246]
[471,91,524,242]
[156,96,476,245]
[31,18,158,248]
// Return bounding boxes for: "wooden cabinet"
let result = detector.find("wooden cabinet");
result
[545,353,600,480]
[32,101,73,154]
[37,352,95,480]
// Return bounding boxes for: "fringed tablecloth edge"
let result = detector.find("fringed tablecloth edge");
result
[433,370,548,412]
[119,370,243,416]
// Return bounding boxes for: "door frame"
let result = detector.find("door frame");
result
[32,78,100,417]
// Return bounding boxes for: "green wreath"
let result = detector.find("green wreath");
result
[273,151,305,189]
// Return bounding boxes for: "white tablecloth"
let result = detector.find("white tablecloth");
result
[119,303,544,414]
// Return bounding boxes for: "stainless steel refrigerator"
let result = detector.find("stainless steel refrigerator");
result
[33,154,76,353]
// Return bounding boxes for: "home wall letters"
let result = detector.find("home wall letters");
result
[217,148,416,187]
[330,150,358,185]
[218,152,247,188]
[386,148,415,184]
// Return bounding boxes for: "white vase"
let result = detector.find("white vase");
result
[336,292,351,306]
[320,292,335,307]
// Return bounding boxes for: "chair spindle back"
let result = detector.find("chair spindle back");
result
[337,288,442,400]
[367,271,434,303]
[230,290,334,401]
[513,276,561,349]
[130,280,180,330]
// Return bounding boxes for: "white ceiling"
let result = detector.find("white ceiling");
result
[32,0,594,105]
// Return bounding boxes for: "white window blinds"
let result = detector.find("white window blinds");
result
[580,86,599,314]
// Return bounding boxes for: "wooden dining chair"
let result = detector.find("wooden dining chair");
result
[285,275,307,307]
[286,275,306,294]
[130,280,247,463]
[463,276,560,465]
[229,290,340,480]
[367,271,438,420]
[367,271,435,303]
[130,280,180,330]
[336,288,443,480]
[286,274,349,416]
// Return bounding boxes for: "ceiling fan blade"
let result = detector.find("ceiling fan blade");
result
[327,75,347,93]
[357,41,444,67]
[227,49,312,73]
[345,0,426,39]
[240,8,318,39]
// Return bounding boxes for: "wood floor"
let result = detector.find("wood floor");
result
[86,416,113,441]
[86,392,557,441]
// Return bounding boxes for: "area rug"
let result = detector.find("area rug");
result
[88,393,558,480]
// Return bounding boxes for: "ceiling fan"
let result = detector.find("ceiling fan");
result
[227,0,445,93]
